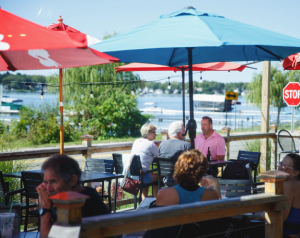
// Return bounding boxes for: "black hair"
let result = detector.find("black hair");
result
[286,153,300,180]
[42,154,82,185]
[202,116,213,124]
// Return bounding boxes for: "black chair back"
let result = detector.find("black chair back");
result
[21,172,43,200]
[218,179,252,197]
[112,153,140,211]
[85,158,114,173]
[156,157,177,189]
[21,171,42,231]
[129,155,143,177]
[112,153,123,175]
[0,171,9,202]
[237,150,261,182]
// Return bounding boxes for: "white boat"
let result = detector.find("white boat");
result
[0,85,23,114]
[2,96,23,103]
[144,102,157,108]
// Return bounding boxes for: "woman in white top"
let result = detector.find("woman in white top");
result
[131,123,159,199]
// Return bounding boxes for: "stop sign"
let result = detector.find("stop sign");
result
[283,82,300,106]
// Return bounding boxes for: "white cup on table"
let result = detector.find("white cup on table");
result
[0,213,15,238]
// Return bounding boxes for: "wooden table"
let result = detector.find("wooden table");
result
[13,232,40,238]
[209,160,233,168]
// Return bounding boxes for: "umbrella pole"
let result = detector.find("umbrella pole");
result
[181,69,185,126]
[59,68,64,154]
[186,48,197,149]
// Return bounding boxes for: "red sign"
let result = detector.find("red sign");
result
[283,82,300,106]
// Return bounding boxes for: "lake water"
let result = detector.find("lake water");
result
[1,91,296,132]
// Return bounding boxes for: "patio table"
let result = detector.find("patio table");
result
[3,170,123,212]
[209,160,233,177]
[13,232,40,238]
[209,160,233,167]
[3,170,123,183]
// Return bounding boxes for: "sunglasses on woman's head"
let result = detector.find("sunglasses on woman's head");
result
[277,161,296,170]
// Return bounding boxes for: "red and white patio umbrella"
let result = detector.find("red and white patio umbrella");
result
[282,53,300,70]
[0,9,119,153]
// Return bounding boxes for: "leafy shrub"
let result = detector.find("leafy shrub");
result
[0,120,4,134]
[0,132,33,202]
[10,103,78,145]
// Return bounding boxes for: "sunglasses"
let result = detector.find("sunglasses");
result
[148,131,156,134]
[277,161,296,170]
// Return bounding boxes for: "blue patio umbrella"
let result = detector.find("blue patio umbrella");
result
[91,7,300,148]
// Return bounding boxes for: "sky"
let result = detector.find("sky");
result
[2,0,300,84]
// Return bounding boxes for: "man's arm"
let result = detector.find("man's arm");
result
[212,136,226,160]
[36,182,53,237]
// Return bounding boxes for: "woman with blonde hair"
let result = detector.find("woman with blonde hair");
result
[131,123,159,199]
[156,149,219,205]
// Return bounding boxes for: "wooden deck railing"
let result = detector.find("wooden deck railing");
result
[0,127,297,211]
[81,193,287,238]
[0,127,293,171]
[48,174,288,238]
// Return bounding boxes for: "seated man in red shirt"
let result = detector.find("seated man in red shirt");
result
[194,116,225,177]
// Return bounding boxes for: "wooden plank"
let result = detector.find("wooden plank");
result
[0,133,280,163]
[260,61,271,174]
[83,203,271,238]
[265,209,283,238]
[81,193,288,237]
[223,133,275,142]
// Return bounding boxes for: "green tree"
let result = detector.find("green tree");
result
[247,66,300,125]
[46,44,151,139]
[0,72,46,90]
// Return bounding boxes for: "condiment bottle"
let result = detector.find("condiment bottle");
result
[206,147,211,162]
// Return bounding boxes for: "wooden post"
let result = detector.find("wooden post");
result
[160,130,169,141]
[50,191,89,225]
[260,170,289,238]
[260,61,271,173]
[59,68,64,154]
[222,127,231,161]
[270,124,278,170]
[80,134,94,171]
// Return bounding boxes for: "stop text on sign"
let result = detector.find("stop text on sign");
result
[284,90,300,99]
[283,82,300,106]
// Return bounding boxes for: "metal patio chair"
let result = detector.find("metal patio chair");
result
[277,129,299,164]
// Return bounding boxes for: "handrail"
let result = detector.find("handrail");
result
[1,131,298,162]
[0,141,162,161]
[0,133,278,161]
[80,193,288,238]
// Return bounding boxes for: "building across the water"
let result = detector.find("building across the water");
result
[193,94,234,112]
